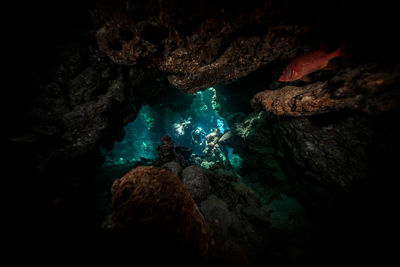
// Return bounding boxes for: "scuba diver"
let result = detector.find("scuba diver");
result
[191,127,206,146]
[203,128,231,167]
[203,128,222,155]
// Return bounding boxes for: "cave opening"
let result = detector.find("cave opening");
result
[101,87,239,168]
[97,84,307,237]
[10,0,400,265]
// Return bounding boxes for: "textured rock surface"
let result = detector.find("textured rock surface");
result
[93,0,315,92]
[156,135,193,166]
[219,112,289,200]
[23,39,187,174]
[161,161,183,178]
[275,115,373,189]
[266,110,400,218]
[111,166,213,261]
[251,64,400,116]
[182,165,211,202]
[9,1,400,264]
[200,195,240,236]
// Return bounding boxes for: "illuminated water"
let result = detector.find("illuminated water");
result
[101,87,241,167]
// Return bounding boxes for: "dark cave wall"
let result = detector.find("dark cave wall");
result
[94,0,400,92]
[5,0,400,263]
[6,0,197,246]
[11,0,399,183]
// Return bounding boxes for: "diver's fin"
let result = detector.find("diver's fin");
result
[300,75,311,82]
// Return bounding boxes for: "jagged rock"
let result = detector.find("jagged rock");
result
[277,114,372,188]
[270,111,384,212]
[204,166,281,265]
[111,166,213,261]
[156,135,193,167]
[161,161,183,178]
[68,67,101,106]
[207,168,239,203]
[220,112,289,195]
[251,64,400,116]
[94,0,313,92]
[182,165,210,202]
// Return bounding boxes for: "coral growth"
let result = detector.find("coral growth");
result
[182,165,211,203]
[156,135,192,166]
[94,0,311,92]
[251,64,400,116]
[111,166,213,262]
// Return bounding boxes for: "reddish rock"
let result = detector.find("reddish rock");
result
[111,166,213,261]
[94,0,312,92]
[251,64,400,116]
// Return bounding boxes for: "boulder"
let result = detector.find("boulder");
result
[182,165,211,202]
[251,64,400,116]
[200,195,241,236]
[161,161,183,179]
[111,166,213,262]
[156,135,192,167]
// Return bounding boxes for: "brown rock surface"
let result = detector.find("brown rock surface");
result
[94,0,311,92]
[251,64,400,116]
[111,166,213,261]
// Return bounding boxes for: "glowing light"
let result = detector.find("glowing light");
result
[173,117,192,136]
[102,87,232,164]
[173,123,185,135]
[217,119,225,133]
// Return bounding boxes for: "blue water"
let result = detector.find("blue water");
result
[101,87,240,166]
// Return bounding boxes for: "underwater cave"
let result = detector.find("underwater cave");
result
[6,0,400,265]
[101,87,233,166]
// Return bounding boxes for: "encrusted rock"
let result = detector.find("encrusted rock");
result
[182,165,211,202]
[68,67,101,106]
[275,114,373,190]
[111,166,213,261]
[94,1,311,92]
[156,135,192,167]
[161,161,183,179]
[200,195,241,236]
[251,64,400,116]
[219,112,289,193]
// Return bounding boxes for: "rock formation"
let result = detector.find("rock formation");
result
[110,166,213,263]
[161,161,183,178]
[182,165,211,203]
[251,64,400,116]
[93,0,315,92]
[8,0,400,265]
[156,135,193,166]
